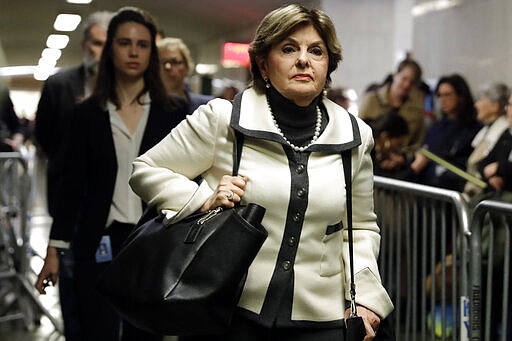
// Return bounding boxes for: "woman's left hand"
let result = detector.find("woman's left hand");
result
[345,306,381,340]
[199,175,248,212]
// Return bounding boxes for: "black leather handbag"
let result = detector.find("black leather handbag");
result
[96,202,267,335]
[97,94,268,335]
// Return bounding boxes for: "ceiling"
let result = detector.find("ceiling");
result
[0,0,316,70]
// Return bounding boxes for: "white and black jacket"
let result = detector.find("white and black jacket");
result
[130,87,394,327]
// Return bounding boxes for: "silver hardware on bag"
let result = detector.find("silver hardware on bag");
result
[197,207,223,225]
[185,207,224,243]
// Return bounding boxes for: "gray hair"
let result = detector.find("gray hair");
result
[82,11,113,41]
[479,82,510,114]
[157,37,194,75]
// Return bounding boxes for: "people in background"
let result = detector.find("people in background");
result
[129,4,393,340]
[35,7,186,340]
[33,10,112,340]
[475,90,512,341]
[0,85,24,152]
[367,112,409,178]
[35,10,112,217]
[359,58,426,156]
[478,92,512,195]
[326,86,355,111]
[157,37,213,114]
[408,74,481,192]
[464,82,510,198]
[219,85,240,100]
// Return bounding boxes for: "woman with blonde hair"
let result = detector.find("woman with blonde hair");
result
[157,37,212,113]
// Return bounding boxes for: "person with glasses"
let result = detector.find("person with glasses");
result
[157,37,213,114]
[464,82,510,197]
[408,74,481,191]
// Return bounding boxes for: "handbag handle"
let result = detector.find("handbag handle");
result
[342,149,357,317]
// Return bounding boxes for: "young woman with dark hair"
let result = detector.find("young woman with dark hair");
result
[408,74,481,191]
[35,7,186,340]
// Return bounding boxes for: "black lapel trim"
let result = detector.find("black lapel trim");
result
[307,109,362,153]
[230,91,362,153]
[230,91,288,145]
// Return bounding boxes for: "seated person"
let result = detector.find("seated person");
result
[407,74,481,192]
[359,58,426,155]
[467,83,511,197]
[478,110,512,196]
[367,112,409,178]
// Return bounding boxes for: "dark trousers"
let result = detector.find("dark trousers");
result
[58,249,82,341]
[74,221,163,341]
[181,314,345,341]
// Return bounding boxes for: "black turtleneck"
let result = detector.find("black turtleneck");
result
[266,87,328,148]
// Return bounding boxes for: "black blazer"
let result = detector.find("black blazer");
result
[34,65,86,216]
[50,96,186,260]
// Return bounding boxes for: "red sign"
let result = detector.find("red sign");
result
[222,42,250,68]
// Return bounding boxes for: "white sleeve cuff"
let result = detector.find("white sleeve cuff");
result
[48,239,71,249]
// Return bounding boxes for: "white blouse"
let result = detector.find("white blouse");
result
[106,93,150,227]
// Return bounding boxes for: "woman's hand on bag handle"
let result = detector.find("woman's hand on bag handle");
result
[199,175,249,212]
[35,246,60,294]
[344,305,381,340]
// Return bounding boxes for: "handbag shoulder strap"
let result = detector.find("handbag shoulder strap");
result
[231,92,244,176]
[342,148,357,317]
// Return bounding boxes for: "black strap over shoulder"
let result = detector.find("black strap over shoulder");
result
[231,92,244,176]
[232,130,244,177]
[342,149,357,316]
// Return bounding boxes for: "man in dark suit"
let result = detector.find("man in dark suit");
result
[33,11,112,340]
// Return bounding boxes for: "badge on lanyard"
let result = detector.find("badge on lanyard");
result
[95,235,113,263]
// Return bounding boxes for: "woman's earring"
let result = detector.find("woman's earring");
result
[264,77,271,89]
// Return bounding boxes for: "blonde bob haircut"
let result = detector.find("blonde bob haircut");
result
[249,4,343,94]
[157,37,195,75]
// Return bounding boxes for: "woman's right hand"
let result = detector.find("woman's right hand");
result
[35,246,60,294]
[344,305,381,340]
[199,175,248,212]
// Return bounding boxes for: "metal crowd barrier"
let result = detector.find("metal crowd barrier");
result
[374,176,471,341]
[0,152,62,335]
[469,199,512,341]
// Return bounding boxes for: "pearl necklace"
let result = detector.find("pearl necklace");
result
[268,101,322,152]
